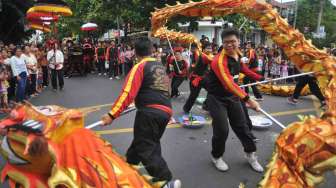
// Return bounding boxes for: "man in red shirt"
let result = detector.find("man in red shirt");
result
[205,29,264,173]
[101,38,181,188]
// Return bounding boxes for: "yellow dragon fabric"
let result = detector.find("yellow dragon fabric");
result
[0,104,162,188]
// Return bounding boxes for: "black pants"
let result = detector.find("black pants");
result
[51,69,64,89]
[293,75,325,102]
[29,74,37,95]
[206,94,256,158]
[108,60,118,77]
[126,110,172,182]
[241,101,253,131]
[8,77,16,101]
[125,60,133,75]
[118,64,123,76]
[42,66,49,87]
[171,77,184,97]
[243,76,262,99]
[97,59,106,74]
[183,79,202,112]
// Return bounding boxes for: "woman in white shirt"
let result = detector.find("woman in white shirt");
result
[10,47,28,102]
[47,42,64,91]
[22,45,38,96]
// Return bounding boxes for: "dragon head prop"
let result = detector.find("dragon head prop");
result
[0,103,161,188]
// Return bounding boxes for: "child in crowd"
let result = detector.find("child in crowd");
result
[0,66,9,112]
[37,67,44,93]
[270,50,281,83]
[280,60,289,84]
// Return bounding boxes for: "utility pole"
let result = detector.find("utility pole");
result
[293,0,298,28]
[280,0,283,17]
[316,0,325,34]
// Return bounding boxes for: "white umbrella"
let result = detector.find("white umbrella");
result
[81,22,98,31]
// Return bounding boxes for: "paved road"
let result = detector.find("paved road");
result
[1,74,335,188]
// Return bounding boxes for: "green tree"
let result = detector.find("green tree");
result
[296,0,336,48]
[57,0,202,38]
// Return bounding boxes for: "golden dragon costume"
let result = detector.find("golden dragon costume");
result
[0,104,164,188]
[151,0,336,187]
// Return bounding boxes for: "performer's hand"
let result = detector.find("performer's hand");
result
[101,114,113,126]
[246,99,261,112]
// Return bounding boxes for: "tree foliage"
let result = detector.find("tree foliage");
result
[57,0,201,39]
[0,0,34,44]
[295,0,336,48]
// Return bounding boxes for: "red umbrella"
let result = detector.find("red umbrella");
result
[26,12,59,22]
[81,23,98,31]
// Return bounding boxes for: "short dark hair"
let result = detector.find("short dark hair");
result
[13,47,22,54]
[221,28,240,40]
[135,37,152,57]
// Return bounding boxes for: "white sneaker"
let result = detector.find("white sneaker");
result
[103,73,107,76]
[109,77,113,80]
[245,152,264,172]
[115,76,120,80]
[211,157,229,171]
[98,73,102,76]
[162,179,181,188]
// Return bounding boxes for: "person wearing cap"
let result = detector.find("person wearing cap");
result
[100,37,181,188]
[166,47,188,98]
[205,29,264,173]
[242,41,263,100]
[183,43,212,113]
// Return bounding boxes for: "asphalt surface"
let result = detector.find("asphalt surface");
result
[1,74,335,188]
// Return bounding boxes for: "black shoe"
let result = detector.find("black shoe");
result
[162,179,181,188]
[59,87,64,91]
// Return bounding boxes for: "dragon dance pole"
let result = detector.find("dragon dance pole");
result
[188,42,192,66]
[240,71,315,88]
[86,106,137,129]
[259,108,286,129]
[164,32,182,73]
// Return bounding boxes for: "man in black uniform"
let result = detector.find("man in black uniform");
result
[166,47,188,98]
[243,41,263,100]
[183,43,212,113]
[205,29,264,173]
[101,38,181,188]
[288,74,326,107]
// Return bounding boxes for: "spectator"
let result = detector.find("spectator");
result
[0,65,9,112]
[10,47,28,102]
[36,45,49,87]
[22,45,38,97]
[123,45,135,75]
[47,42,64,91]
